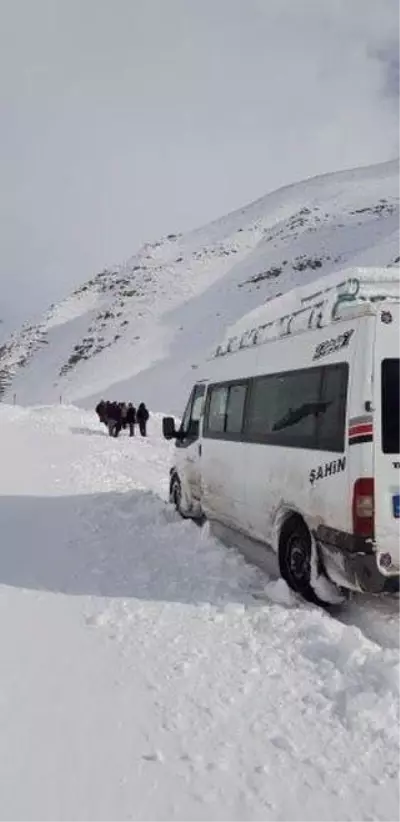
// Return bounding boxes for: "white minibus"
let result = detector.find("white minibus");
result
[163,268,400,604]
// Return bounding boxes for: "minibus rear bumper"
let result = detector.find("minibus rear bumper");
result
[316,525,399,594]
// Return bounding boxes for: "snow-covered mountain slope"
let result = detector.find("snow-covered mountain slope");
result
[1,159,399,413]
[0,403,398,821]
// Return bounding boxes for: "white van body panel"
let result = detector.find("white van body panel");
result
[169,268,400,595]
[201,439,248,530]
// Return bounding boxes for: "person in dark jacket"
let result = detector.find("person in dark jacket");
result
[95,399,107,425]
[108,401,122,437]
[136,402,149,437]
[120,402,128,429]
[126,403,136,437]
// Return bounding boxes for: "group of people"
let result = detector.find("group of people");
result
[95,399,150,438]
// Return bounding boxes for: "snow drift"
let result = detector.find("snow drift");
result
[0,403,398,821]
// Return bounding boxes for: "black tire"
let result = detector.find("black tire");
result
[278,516,324,606]
[169,474,205,525]
[170,474,187,518]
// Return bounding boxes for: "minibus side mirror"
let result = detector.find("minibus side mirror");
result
[162,416,177,440]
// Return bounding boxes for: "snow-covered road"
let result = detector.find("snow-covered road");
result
[0,405,398,821]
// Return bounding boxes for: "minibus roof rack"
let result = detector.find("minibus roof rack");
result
[212,267,399,359]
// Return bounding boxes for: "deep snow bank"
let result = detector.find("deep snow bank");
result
[0,404,398,821]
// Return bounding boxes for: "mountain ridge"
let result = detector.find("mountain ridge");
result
[1,158,398,414]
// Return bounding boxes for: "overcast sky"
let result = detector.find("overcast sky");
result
[0,0,398,336]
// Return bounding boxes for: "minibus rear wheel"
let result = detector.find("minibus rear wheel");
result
[279,515,324,606]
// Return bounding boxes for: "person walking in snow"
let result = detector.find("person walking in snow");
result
[136,402,149,437]
[126,403,136,437]
[104,400,111,423]
[95,399,107,425]
[120,402,128,430]
[108,401,122,437]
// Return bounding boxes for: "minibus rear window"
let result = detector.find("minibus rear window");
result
[382,359,400,454]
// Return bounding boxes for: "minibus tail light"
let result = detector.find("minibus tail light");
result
[352,477,374,538]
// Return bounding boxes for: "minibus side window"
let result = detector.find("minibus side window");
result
[317,364,348,451]
[180,393,194,434]
[244,376,272,438]
[204,364,347,451]
[269,370,321,442]
[189,389,205,437]
[243,364,347,451]
[226,384,247,433]
[207,386,228,432]
[204,382,248,436]
[245,369,321,445]
[179,384,205,442]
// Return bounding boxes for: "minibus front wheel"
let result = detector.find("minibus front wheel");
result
[170,474,186,517]
[169,472,205,525]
